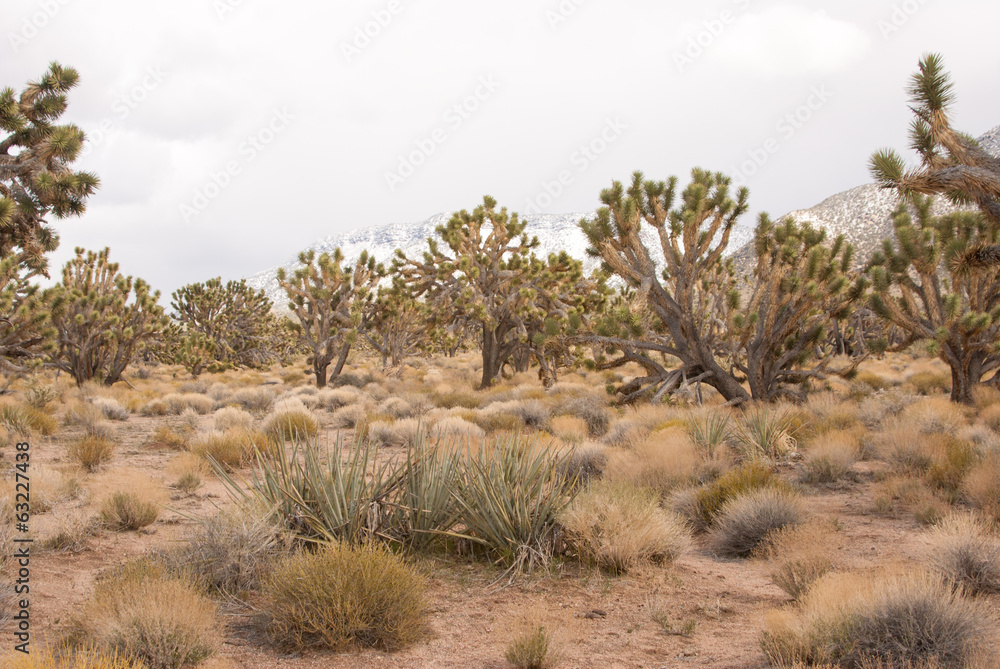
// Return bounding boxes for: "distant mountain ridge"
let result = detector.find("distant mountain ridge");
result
[248,124,1000,306]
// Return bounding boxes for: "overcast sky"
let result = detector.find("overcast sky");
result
[4,0,999,296]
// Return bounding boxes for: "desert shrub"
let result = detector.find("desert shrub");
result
[330,403,369,429]
[962,454,1000,521]
[602,417,647,448]
[67,435,115,472]
[332,372,375,388]
[605,428,698,495]
[927,513,1000,596]
[856,370,893,391]
[160,393,213,416]
[563,443,608,483]
[140,399,169,417]
[729,405,798,461]
[317,386,361,410]
[484,399,550,430]
[228,386,275,413]
[557,395,611,437]
[41,512,99,553]
[170,506,287,596]
[561,480,690,574]
[23,379,59,410]
[93,398,130,421]
[148,426,187,451]
[208,405,254,432]
[902,398,966,436]
[100,491,159,531]
[800,430,860,483]
[75,561,218,669]
[877,422,936,474]
[377,396,413,418]
[2,645,144,669]
[262,543,427,651]
[432,416,485,443]
[708,487,803,559]
[505,625,556,669]
[760,521,837,600]
[468,409,523,433]
[189,428,266,469]
[549,415,587,444]
[432,389,480,410]
[263,409,319,442]
[761,570,994,668]
[925,437,980,501]
[680,461,792,531]
[908,371,951,395]
[173,471,201,495]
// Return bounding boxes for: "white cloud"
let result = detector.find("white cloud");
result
[710,5,871,77]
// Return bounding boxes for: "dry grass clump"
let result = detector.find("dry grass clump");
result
[556,395,611,437]
[907,370,952,396]
[208,405,255,432]
[504,609,564,669]
[550,415,587,444]
[902,398,967,435]
[227,386,276,413]
[100,491,159,531]
[926,513,1000,596]
[317,386,361,410]
[263,409,319,442]
[25,465,76,513]
[856,370,894,391]
[262,543,427,651]
[925,437,980,501]
[962,454,1000,521]
[856,388,915,429]
[563,442,608,483]
[148,425,188,451]
[140,398,170,416]
[431,389,480,410]
[676,461,793,532]
[979,403,1000,432]
[160,392,214,415]
[432,416,485,443]
[760,570,994,668]
[760,521,838,600]
[708,487,804,559]
[67,435,115,472]
[189,428,267,469]
[467,408,522,433]
[604,428,699,495]
[800,430,860,483]
[169,506,288,596]
[561,480,690,574]
[377,396,414,418]
[74,560,219,669]
[602,417,648,448]
[330,403,370,429]
[873,475,949,525]
[875,422,936,474]
[481,399,551,430]
[41,511,99,553]
[2,645,145,669]
[367,417,421,448]
[92,398,130,421]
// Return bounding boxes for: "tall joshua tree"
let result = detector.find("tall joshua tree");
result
[398,196,605,389]
[732,215,866,401]
[581,169,751,403]
[0,63,98,372]
[278,249,382,388]
[869,53,1000,403]
[47,248,169,386]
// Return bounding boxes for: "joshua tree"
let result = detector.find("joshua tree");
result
[398,196,605,389]
[363,278,433,370]
[0,63,98,372]
[871,53,1000,226]
[47,248,169,386]
[171,277,280,368]
[581,169,751,403]
[278,249,382,387]
[731,215,866,401]
[866,198,1000,403]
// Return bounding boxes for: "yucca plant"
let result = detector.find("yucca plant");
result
[687,409,731,458]
[729,405,797,461]
[451,436,578,575]
[393,440,461,550]
[214,433,404,545]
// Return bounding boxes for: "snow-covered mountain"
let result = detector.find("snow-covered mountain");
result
[248,125,1000,306]
[247,211,755,306]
